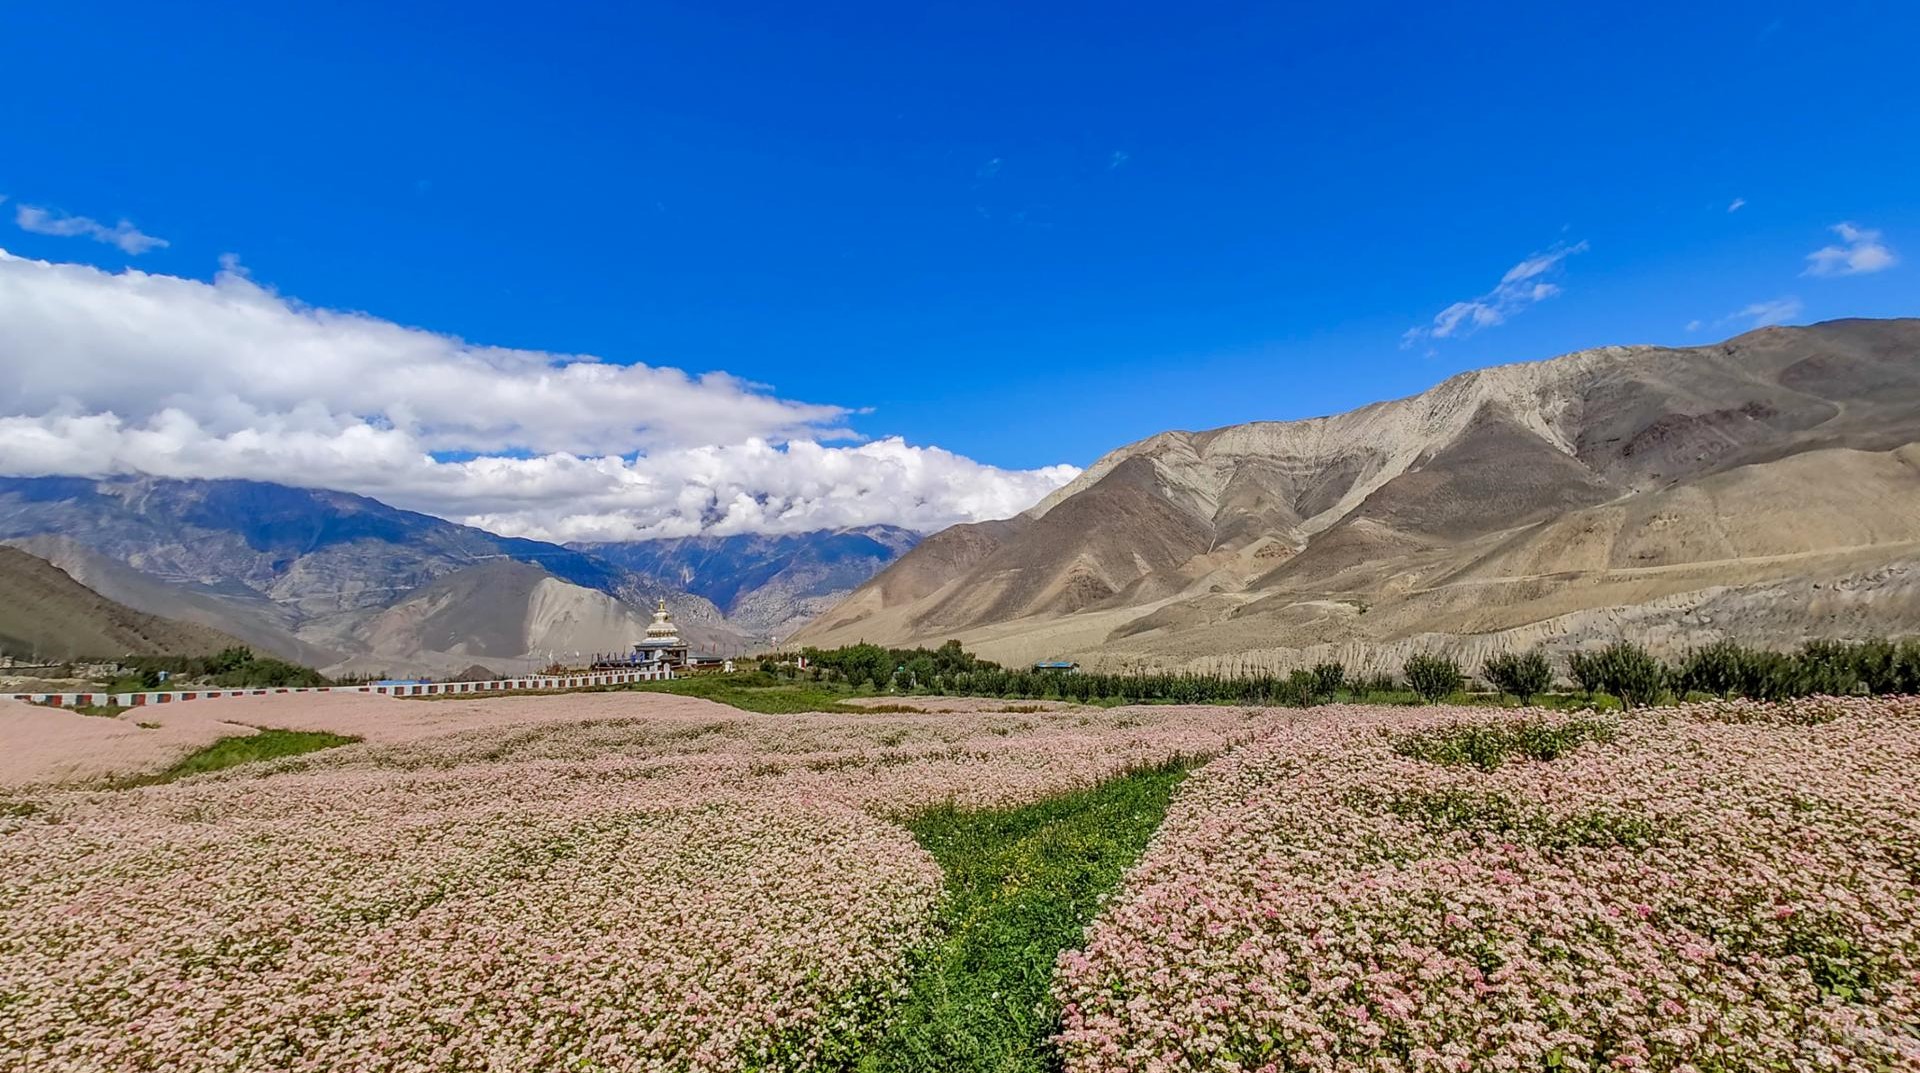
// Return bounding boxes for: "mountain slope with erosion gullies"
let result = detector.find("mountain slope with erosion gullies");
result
[794,318,1920,667]
[0,545,248,661]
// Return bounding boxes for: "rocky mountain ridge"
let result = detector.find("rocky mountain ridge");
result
[794,318,1920,667]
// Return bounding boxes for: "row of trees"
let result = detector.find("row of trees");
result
[778,637,1920,709]
[1369,638,1920,707]
[1350,638,1920,707]
[927,665,1356,707]
[113,647,329,691]
[1585,637,1920,706]
[770,645,1360,706]
[780,640,999,690]
[1376,638,1920,706]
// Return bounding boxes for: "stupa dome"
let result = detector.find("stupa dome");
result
[644,598,681,643]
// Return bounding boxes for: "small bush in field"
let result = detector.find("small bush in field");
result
[1308,662,1345,702]
[1403,654,1465,704]
[1671,640,1749,698]
[1392,716,1616,771]
[1567,649,1600,697]
[1481,650,1553,704]
[1849,638,1920,695]
[1569,642,1665,708]
[1795,640,1862,697]
[1283,669,1318,707]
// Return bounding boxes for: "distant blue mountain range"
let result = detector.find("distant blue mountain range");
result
[575,526,921,636]
[0,475,919,664]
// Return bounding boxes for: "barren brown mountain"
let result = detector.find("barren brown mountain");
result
[0,546,247,661]
[794,319,1920,669]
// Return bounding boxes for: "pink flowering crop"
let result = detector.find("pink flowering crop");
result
[1055,697,1920,1072]
[0,690,765,789]
[0,693,1283,1071]
[18,690,1908,1071]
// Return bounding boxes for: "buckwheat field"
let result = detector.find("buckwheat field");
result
[2,691,1915,1072]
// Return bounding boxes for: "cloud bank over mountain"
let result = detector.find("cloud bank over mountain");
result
[0,250,1078,539]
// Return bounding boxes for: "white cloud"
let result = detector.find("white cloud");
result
[1727,197,1746,213]
[1804,222,1896,277]
[1403,241,1588,347]
[0,249,1079,539]
[1728,297,1803,328]
[1685,319,1704,333]
[15,204,168,255]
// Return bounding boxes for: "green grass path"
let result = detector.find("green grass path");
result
[113,728,359,787]
[624,676,870,713]
[859,759,1193,1073]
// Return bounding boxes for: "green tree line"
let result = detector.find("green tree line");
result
[773,637,1920,709]
[110,647,330,691]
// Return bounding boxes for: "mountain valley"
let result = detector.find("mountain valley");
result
[0,478,915,675]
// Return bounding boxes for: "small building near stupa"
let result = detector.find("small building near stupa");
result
[633,599,691,673]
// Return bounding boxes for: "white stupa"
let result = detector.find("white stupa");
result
[633,599,690,669]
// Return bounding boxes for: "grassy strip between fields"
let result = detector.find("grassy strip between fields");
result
[623,676,873,714]
[405,670,1628,715]
[112,729,361,788]
[858,758,1195,1072]
[626,675,1626,714]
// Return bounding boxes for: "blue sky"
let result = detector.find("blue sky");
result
[0,1,1913,537]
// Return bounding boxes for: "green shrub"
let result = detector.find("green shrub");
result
[1393,716,1616,770]
[1282,669,1316,707]
[1847,639,1901,695]
[1795,640,1861,697]
[1403,653,1465,704]
[782,636,1920,714]
[1735,648,1799,701]
[1567,650,1601,697]
[1308,661,1346,702]
[212,656,325,689]
[1670,640,1749,698]
[1568,642,1665,708]
[120,648,326,689]
[1891,640,1920,694]
[1481,650,1553,704]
